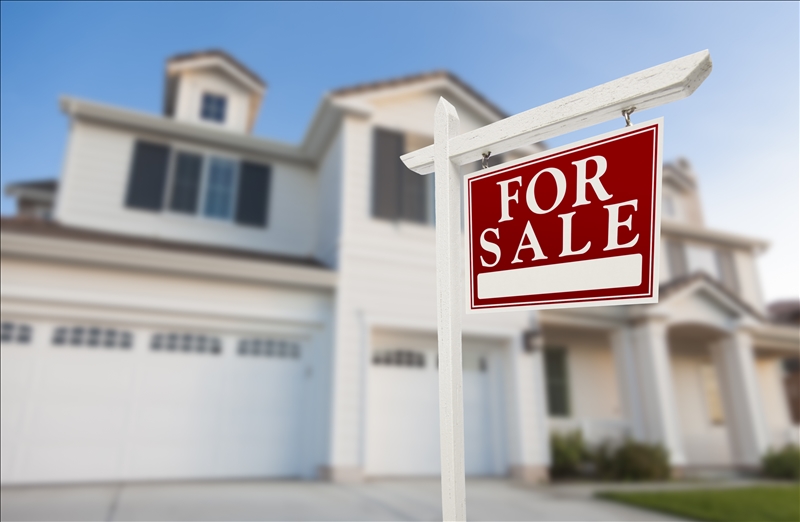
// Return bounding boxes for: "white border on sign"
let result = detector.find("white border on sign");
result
[463,118,664,314]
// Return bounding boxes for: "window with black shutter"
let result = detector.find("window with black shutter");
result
[372,128,430,224]
[125,141,170,211]
[235,161,271,227]
[545,347,570,417]
[168,152,203,214]
[666,239,688,280]
[715,249,739,294]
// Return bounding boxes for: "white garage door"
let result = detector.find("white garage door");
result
[365,333,507,477]
[1,320,306,484]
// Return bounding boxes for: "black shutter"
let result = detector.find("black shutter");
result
[125,141,170,211]
[372,129,404,220]
[544,347,570,417]
[401,167,427,223]
[666,239,688,280]
[169,152,203,214]
[235,161,271,227]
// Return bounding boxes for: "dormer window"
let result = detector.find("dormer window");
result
[201,93,227,123]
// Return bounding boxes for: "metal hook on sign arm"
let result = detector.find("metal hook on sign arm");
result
[622,107,636,127]
[481,151,491,169]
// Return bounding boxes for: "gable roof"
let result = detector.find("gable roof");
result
[167,49,266,88]
[331,70,509,120]
[658,271,765,321]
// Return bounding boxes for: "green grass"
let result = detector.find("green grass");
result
[598,486,800,522]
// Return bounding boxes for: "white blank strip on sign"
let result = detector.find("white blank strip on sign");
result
[477,254,643,299]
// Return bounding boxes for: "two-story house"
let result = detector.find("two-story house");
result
[2,50,797,485]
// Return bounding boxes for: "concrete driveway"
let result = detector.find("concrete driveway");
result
[1,479,689,522]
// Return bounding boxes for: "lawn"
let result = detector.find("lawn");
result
[598,486,800,522]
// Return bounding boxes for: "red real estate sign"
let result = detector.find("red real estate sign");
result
[464,119,663,312]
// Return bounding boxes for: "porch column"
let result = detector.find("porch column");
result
[711,330,769,468]
[630,318,686,466]
[509,332,550,483]
[611,327,647,440]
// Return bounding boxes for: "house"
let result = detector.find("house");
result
[2,50,798,484]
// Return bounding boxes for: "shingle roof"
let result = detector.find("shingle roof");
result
[0,217,325,269]
[5,179,58,193]
[331,70,509,119]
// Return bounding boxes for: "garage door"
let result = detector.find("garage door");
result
[1,320,306,484]
[365,332,507,477]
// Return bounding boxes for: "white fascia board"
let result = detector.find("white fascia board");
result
[59,97,310,166]
[750,324,800,352]
[1,232,337,291]
[300,96,371,160]
[661,221,769,252]
[167,56,266,95]
[648,277,762,324]
[4,187,55,203]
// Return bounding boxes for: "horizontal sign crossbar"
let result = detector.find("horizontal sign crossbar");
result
[401,50,711,175]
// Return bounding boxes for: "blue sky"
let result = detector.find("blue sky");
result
[1,2,798,302]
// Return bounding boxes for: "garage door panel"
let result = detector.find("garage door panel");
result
[125,443,218,479]
[2,322,309,484]
[37,356,135,398]
[28,403,128,442]
[18,443,122,482]
[366,342,506,478]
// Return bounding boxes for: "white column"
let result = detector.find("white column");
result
[508,333,550,482]
[611,327,646,440]
[631,319,686,466]
[712,330,769,467]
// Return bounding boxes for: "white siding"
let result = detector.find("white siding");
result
[314,129,344,268]
[174,69,252,134]
[56,121,318,258]
[328,98,538,472]
[734,249,765,313]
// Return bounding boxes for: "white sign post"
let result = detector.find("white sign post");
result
[402,50,712,521]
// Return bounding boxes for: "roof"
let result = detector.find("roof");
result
[768,299,800,326]
[167,49,266,88]
[0,217,325,269]
[5,179,58,193]
[331,70,509,119]
[659,271,765,321]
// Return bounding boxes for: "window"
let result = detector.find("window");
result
[663,194,675,218]
[150,332,221,355]
[1,321,32,345]
[125,140,271,228]
[125,141,170,211]
[666,239,688,280]
[203,157,237,219]
[238,338,300,359]
[168,152,203,213]
[52,325,133,349]
[372,349,426,368]
[201,93,227,123]
[544,347,570,417]
[715,249,739,294]
[372,128,431,224]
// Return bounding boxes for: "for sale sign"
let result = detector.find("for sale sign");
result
[464,119,663,312]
